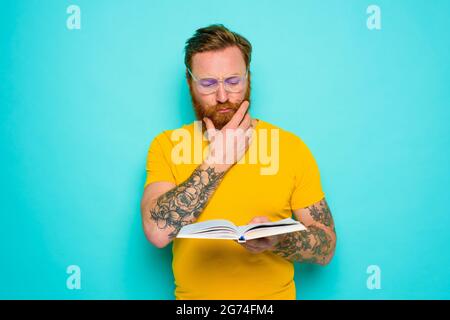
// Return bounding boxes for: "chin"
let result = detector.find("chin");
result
[212,112,236,129]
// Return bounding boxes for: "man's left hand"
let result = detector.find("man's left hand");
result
[237,216,285,254]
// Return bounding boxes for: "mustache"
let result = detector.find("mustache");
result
[209,101,240,113]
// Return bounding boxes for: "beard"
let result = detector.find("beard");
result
[188,77,251,130]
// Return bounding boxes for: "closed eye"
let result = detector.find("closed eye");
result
[225,77,241,85]
[199,79,217,87]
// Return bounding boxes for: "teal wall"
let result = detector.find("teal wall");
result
[1,0,449,299]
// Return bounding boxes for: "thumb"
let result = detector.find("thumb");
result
[203,117,215,131]
[249,216,270,224]
[203,117,216,141]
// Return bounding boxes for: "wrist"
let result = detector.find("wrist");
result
[200,161,232,173]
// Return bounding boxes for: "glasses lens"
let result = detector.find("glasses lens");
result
[197,78,218,93]
[224,76,244,92]
[195,74,246,94]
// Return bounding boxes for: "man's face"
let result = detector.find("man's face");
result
[187,46,251,130]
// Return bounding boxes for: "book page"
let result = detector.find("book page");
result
[177,219,238,236]
[237,218,299,234]
[244,223,307,241]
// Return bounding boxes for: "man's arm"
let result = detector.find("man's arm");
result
[270,198,337,265]
[141,162,227,248]
[141,100,253,248]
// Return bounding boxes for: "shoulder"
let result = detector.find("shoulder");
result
[150,121,198,147]
[257,119,310,152]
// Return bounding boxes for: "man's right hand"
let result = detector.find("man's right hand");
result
[202,101,254,172]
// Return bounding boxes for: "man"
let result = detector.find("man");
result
[140,24,337,300]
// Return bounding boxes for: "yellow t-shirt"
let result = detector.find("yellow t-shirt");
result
[144,119,325,300]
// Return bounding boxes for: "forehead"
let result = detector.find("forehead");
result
[191,46,246,76]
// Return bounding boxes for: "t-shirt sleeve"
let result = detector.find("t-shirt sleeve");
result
[143,133,176,189]
[290,137,325,210]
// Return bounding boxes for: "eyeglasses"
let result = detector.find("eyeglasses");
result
[187,68,248,94]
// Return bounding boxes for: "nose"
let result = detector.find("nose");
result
[215,82,228,103]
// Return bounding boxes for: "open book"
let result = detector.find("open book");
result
[176,218,306,243]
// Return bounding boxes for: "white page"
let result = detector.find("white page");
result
[237,218,300,234]
[244,223,307,241]
[177,219,237,236]
[177,233,238,240]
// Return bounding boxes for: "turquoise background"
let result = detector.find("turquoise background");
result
[1,0,449,299]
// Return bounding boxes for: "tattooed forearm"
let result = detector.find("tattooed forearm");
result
[309,199,334,229]
[271,198,336,265]
[271,226,334,264]
[149,165,226,239]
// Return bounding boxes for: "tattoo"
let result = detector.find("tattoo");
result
[271,226,333,264]
[309,198,334,228]
[271,199,336,264]
[149,166,225,239]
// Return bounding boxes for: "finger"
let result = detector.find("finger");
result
[241,243,262,253]
[240,240,261,248]
[224,101,249,129]
[249,238,270,247]
[238,113,251,131]
[203,117,216,141]
[203,117,215,132]
[249,216,270,224]
[244,241,260,249]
